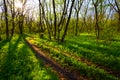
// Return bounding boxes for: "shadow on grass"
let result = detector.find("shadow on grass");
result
[0,35,58,80]
[60,39,120,71]
[63,39,120,57]
[0,35,22,79]
[0,40,8,49]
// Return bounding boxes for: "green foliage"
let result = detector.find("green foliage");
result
[26,34,120,80]
[100,20,118,40]
[0,35,59,80]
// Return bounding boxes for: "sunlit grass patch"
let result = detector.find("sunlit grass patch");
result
[26,34,119,80]
[26,33,120,79]
[0,35,59,80]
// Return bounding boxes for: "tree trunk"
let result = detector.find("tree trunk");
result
[39,0,42,38]
[94,5,100,39]
[0,27,1,41]
[75,12,79,36]
[57,0,67,41]
[11,0,15,38]
[92,0,100,40]
[0,35,1,41]
[3,0,9,40]
[52,0,57,39]
[11,15,15,37]
[61,0,75,42]
[74,0,84,36]
[118,13,120,31]
[19,15,23,34]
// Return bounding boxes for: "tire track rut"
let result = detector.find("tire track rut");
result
[25,39,84,80]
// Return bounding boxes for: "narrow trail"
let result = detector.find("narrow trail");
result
[24,39,85,80]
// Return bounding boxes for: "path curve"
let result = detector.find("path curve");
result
[24,39,84,80]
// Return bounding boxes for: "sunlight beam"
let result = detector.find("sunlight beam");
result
[15,1,22,11]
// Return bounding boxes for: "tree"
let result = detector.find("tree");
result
[61,0,75,42]
[92,0,100,39]
[17,0,27,34]
[52,0,57,39]
[0,13,2,41]
[3,0,9,40]
[57,0,69,41]
[7,0,16,38]
[42,0,52,40]
[38,0,45,38]
[108,0,120,31]
[81,0,90,33]
[74,0,84,36]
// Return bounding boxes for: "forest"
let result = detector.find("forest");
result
[0,0,120,80]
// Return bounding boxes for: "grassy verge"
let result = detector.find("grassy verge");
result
[0,35,59,80]
[26,34,120,72]
[26,34,119,80]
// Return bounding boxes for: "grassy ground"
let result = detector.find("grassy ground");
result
[0,35,59,80]
[26,33,120,80]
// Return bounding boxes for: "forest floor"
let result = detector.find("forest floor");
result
[0,35,59,80]
[0,34,120,80]
[25,34,120,80]
[25,39,84,80]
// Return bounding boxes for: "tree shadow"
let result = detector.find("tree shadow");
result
[60,39,120,71]
[63,40,120,57]
[0,35,58,80]
[0,35,22,79]
[0,40,9,49]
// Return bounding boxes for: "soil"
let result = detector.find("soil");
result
[25,38,120,80]
[25,39,85,80]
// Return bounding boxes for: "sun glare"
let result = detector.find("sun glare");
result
[15,1,22,9]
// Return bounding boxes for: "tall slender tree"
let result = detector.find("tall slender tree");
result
[92,0,100,39]
[108,0,120,31]
[74,0,84,36]
[3,0,9,40]
[52,0,57,39]
[61,0,75,42]
[7,0,16,38]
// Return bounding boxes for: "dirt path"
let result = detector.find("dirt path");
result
[42,43,120,78]
[24,39,85,80]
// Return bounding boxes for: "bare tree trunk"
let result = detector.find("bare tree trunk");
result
[19,15,22,34]
[0,26,1,40]
[57,0,67,41]
[116,2,120,31]
[18,14,24,34]
[11,15,15,37]
[75,12,79,36]
[0,26,1,41]
[74,0,83,36]
[38,0,44,38]
[95,5,100,39]
[82,0,90,33]
[61,0,75,42]
[11,0,15,38]
[52,0,57,39]
[0,12,3,41]
[7,0,16,38]
[28,18,32,33]
[3,0,9,40]
[92,0,100,39]
[46,1,52,40]
[118,13,120,31]
[108,0,120,31]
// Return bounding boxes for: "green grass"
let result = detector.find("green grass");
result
[26,33,120,80]
[64,34,120,71]
[0,35,59,80]
[27,33,120,72]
